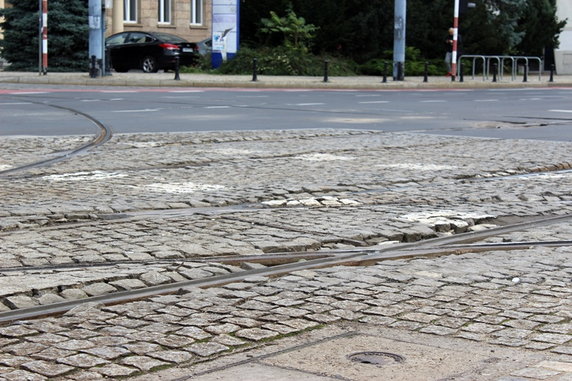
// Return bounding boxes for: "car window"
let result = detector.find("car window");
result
[127,32,153,44]
[106,33,127,46]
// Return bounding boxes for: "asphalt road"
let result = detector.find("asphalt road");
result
[2,86,572,141]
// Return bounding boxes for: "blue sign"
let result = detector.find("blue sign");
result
[212,0,239,68]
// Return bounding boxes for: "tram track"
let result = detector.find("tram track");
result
[0,100,112,177]
[1,213,570,324]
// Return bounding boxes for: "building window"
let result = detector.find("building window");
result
[191,0,203,25]
[158,0,172,23]
[124,0,137,23]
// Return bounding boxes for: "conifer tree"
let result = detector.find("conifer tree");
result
[0,0,88,71]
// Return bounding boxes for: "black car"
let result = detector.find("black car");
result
[106,31,199,73]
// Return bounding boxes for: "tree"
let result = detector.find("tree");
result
[240,0,566,64]
[260,10,318,51]
[515,0,566,56]
[0,0,88,71]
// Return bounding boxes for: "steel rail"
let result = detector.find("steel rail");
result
[1,213,571,324]
[1,214,570,273]
[0,101,112,177]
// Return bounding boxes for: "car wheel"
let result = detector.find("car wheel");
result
[141,56,159,73]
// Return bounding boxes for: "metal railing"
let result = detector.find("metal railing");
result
[458,55,543,81]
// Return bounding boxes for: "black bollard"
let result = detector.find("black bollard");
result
[523,64,528,82]
[104,48,112,76]
[382,62,388,83]
[174,56,181,80]
[89,55,98,78]
[252,58,258,82]
[550,64,555,83]
[396,62,404,81]
[492,63,498,82]
[459,60,464,82]
[423,61,428,83]
[323,60,329,83]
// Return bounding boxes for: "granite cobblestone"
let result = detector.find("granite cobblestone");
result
[1,129,571,379]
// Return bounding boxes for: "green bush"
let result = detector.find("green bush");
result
[358,47,445,76]
[215,46,357,76]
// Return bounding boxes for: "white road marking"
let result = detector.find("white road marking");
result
[112,108,161,113]
[169,90,205,93]
[0,102,33,105]
[291,103,325,106]
[81,99,100,102]
[474,99,499,102]
[100,90,137,93]
[12,92,48,95]
[549,109,572,113]
[205,106,231,109]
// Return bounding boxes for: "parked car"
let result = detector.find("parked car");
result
[196,38,212,56]
[105,31,199,73]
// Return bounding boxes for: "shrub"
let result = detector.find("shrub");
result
[358,47,445,76]
[216,46,357,76]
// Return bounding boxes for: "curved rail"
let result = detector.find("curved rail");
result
[1,213,570,324]
[0,101,112,177]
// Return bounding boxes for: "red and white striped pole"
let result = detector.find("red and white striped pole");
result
[451,0,459,80]
[40,0,48,74]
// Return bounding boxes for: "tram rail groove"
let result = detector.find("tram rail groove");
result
[0,101,112,177]
[1,213,571,325]
[1,213,570,273]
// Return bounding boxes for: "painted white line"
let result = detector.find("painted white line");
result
[359,101,390,104]
[292,103,325,106]
[0,102,33,105]
[169,90,205,93]
[549,109,572,113]
[205,106,231,109]
[110,98,124,101]
[100,90,137,93]
[81,99,101,102]
[13,92,48,95]
[474,99,499,102]
[112,108,161,113]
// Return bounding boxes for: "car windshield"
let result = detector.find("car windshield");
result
[154,32,187,43]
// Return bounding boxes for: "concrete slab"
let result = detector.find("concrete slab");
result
[137,324,568,381]
[190,363,338,381]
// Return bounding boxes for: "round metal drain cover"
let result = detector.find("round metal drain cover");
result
[347,351,405,366]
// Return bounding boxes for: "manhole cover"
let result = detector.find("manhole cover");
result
[347,351,405,366]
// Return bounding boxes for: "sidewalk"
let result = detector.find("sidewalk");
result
[1,70,571,89]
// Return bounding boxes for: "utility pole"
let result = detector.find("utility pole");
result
[451,0,460,80]
[88,0,103,77]
[393,0,406,80]
[38,0,48,75]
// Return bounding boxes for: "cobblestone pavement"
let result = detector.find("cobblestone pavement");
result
[0,129,571,380]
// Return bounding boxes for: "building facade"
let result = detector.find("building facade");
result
[107,0,211,43]
[0,0,211,43]
[555,0,572,74]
